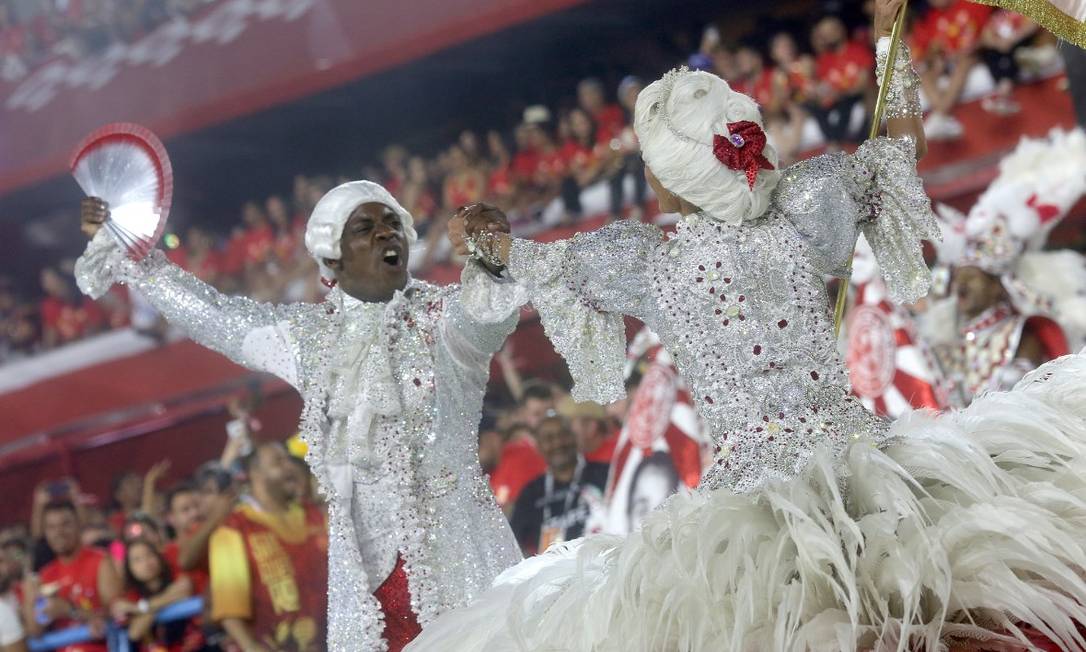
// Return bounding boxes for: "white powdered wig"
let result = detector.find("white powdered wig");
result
[634,68,781,225]
[304,180,417,281]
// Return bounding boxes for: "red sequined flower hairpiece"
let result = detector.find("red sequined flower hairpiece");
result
[712,121,775,190]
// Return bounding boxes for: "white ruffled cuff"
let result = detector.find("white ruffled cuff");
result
[852,137,942,304]
[74,230,167,299]
[508,238,627,404]
[74,230,131,299]
[458,260,529,325]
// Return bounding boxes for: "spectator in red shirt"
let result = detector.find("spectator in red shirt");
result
[807,16,874,147]
[112,539,201,652]
[559,107,619,222]
[489,423,547,515]
[577,78,626,144]
[39,267,105,349]
[175,227,221,285]
[22,502,123,652]
[209,443,327,652]
[442,144,486,211]
[488,382,555,512]
[732,41,775,108]
[912,0,992,140]
[978,10,1038,115]
[160,485,208,596]
[512,106,564,205]
[510,122,538,184]
[239,201,274,267]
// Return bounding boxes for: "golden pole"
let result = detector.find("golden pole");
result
[833,1,910,337]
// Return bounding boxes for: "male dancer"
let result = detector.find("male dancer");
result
[77,182,522,651]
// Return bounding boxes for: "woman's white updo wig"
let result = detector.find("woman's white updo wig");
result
[634,68,781,225]
[304,180,418,281]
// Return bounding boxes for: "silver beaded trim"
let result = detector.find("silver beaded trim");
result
[875,39,922,121]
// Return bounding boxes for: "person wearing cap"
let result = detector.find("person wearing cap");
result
[75,184,524,651]
[511,105,564,203]
[556,396,618,465]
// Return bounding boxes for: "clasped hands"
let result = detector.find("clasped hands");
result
[449,203,510,259]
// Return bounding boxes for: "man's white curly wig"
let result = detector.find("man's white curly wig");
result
[634,68,781,225]
[304,180,418,281]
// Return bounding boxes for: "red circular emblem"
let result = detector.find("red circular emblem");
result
[846,304,896,399]
[626,365,675,449]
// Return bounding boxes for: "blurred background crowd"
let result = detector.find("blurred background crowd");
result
[0,0,1068,361]
[0,0,1082,649]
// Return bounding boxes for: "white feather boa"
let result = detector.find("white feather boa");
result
[407,352,1086,652]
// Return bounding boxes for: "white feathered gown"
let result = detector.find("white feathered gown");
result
[409,139,1086,652]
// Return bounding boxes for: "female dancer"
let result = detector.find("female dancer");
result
[412,0,1086,648]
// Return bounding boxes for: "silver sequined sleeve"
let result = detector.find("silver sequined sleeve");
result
[75,231,308,387]
[778,137,939,304]
[507,220,662,404]
[444,262,523,368]
[852,137,941,304]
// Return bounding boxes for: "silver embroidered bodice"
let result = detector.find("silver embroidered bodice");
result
[507,137,939,493]
[74,234,524,651]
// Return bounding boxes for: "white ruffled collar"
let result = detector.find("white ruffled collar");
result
[325,283,419,428]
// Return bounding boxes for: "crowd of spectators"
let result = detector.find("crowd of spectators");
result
[0,0,215,82]
[0,1,1066,365]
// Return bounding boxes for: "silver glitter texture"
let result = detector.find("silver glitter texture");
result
[509,137,937,493]
[76,238,522,651]
[875,40,923,121]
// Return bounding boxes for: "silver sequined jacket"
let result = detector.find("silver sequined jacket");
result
[506,137,939,493]
[75,235,524,651]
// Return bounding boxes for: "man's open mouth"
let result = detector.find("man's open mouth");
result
[382,247,402,267]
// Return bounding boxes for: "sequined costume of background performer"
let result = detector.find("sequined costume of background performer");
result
[407,2,1086,649]
[923,127,1086,406]
[74,181,522,652]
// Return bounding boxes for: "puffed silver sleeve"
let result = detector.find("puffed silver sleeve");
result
[74,230,306,387]
[505,219,662,404]
[778,136,939,304]
[444,261,525,369]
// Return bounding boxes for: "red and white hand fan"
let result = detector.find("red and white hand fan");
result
[70,123,173,260]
